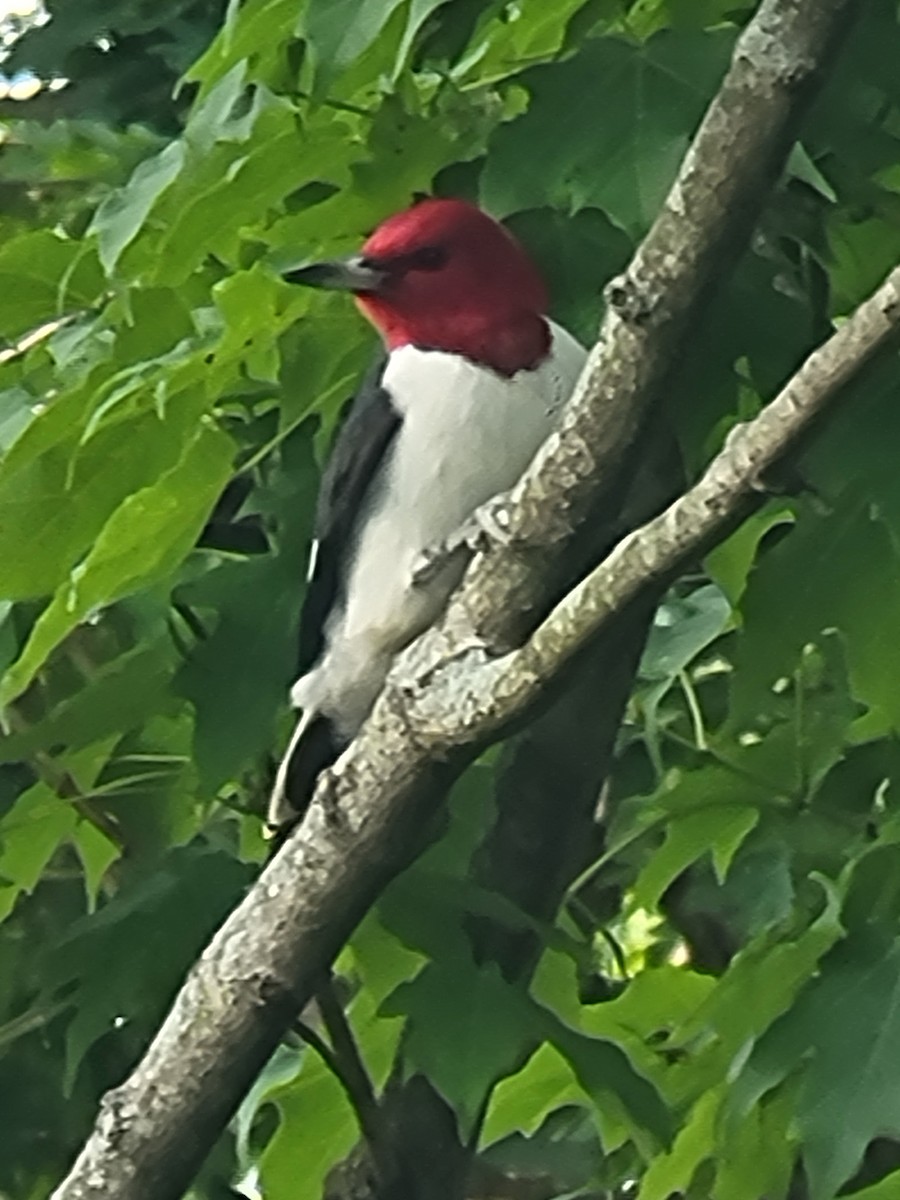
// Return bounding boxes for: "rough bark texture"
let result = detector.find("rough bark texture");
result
[52,2,868,1197]
[513,264,900,690]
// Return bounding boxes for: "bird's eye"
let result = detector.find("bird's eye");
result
[408,245,447,272]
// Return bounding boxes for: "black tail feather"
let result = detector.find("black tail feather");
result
[267,713,343,839]
[285,714,341,815]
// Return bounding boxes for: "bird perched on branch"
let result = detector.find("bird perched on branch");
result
[268,198,586,829]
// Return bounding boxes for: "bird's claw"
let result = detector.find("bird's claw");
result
[410,528,470,587]
[473,494,515,548]
[410,494,515,588]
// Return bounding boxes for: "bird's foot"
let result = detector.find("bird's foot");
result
[410,494,515,588]
[472,493,516,548]
[410,528,471,587]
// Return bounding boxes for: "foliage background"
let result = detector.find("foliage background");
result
[1,0,900,1197]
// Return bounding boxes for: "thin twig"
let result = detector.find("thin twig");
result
[0,998,73,1051]
[313,976,383,1149]
[0,313,80,366]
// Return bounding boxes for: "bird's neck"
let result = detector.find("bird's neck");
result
[357,300,551,376]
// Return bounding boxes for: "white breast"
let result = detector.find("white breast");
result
[292,320,586,736]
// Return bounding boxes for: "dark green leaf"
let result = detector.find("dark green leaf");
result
[384,958,540,1131]
[730,934,900,1199]
[481,29,735,234]
[1,421,234,705]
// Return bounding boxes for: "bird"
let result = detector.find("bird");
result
[267,197,587,830]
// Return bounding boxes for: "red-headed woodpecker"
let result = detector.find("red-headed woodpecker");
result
[268,198,586,828]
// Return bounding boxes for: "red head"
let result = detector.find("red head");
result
[286,199,550,375]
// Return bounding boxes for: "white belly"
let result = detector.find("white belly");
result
[293,321,586,735]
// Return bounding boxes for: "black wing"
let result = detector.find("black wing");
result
[296,351,402,675]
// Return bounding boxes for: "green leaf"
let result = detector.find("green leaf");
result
[303,0,402,69]
[233,1043,303,1169]
[704,506,795,606]
[842,843,900,934]
[638,1088,717,1200]
[89,141,187,274]
[175,428,316,791]
[626,0,748,37]
[506,206,632,346]
[712,1081,798,1200]
[454,0,595,87]
[481,28,736,234]
[260,989,402,1198]
[730,934,900,1199]
[266,86,499,261]
[0,783,78,924]
[187,0,299,95]
[0,737,117,924]
[829,214,900,316]
[632,787,761,911]
[0,388,36,453]
[274,294,370,433]
[72,820,121,912]
[481,1042,586,1146]
[149,92,312,287]
[348,913,426,1008]
[301,0,447,85]
[0,639,176,764]
[182,60,252,155]
[530,959,673,1149]
[549,1020,672,1150]
[787,142,837,203]
[213,268,286,383]
[731,496,900,731]
[640,583,732,683]
[0,421,234,706]
[384,958,540,1131]
[849,1171,900,1200]
[585,963,716,1042]
[0,361,215,602]
[394,0,459,76]
[677,875,844,1058]
[259,1052,357,1200]
[50,843,252,1091]
[0,231,103,338]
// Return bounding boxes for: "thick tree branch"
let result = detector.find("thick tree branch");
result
[52,2,864,1196]
[492,264,900,711]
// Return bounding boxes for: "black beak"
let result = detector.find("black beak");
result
[282,255,386,294]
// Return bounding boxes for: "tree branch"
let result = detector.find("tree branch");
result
[51,2,865,1196]
[0,313,77,365]
[314,977,383,1153]
[296,1000,382,1153]
[511,263,900,693]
